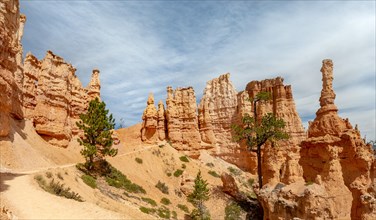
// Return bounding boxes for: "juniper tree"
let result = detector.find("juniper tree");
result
[188,170,211,220]
[76,97,118,171]
[232,92,288,189]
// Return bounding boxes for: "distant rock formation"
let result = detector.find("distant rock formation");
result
[23,52,101,147]
[141,93,158,143]
[140,73,306,177]
[166,86,202,153]
[300,59,375,219]
[244,77,305,185]
[260,59,376,220]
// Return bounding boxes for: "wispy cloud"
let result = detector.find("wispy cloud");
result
[20,1,375,140]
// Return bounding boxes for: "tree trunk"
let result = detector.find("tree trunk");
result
[257,144,262,189]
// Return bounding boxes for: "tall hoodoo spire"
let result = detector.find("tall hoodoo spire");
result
[87,69,101,100]
[317,59,338,115]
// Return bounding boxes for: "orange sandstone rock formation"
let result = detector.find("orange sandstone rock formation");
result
[244,77,306,185]
[140,73,306,179]
[166,86,202,153]
[300,59,375,219]
[260,59,375,220]
[1,0,101,147]
[0,0,24,136]
[141,93,158,142]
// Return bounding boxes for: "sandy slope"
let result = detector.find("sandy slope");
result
[1,119,254,219]
[0,172,126,219]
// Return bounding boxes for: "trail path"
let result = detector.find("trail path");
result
[0,144,157,219]
[0,145,156,175]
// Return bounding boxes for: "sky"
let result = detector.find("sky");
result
[20,0,375,141]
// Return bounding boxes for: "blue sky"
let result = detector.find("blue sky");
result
[20,1,375,140]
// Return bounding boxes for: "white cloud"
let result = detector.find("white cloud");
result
[20,1,375,139]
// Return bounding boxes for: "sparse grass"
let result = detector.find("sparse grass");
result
[208,170,220,178]
[305,180,314,186]
[225,202,242,220]
[228,167,241,176]
[181,164,186,169]
[246,191,257,199]
[105,165,146,194]
[173,169,183,177]
[139,206,156,214]
[57,172,64,180]
[155,181,169,194]
[45,172,53,178]
[152,149,161,157]
[157,207,171,219]
[34,175,83,202]
[179,156,189,163]
[135,157,143,164]
[206,162,214,168]
[247,178,254,187]
[161,197,171,205]
[141,197,157,207]
[81,174,97,188]
[167,140,172,146]
[177,204,189,213]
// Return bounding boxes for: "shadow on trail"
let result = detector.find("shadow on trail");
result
[0,172,24,193]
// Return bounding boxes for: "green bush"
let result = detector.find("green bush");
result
[177,204,189,213]
[208,170,220,178]
[34,175,83,202]
[158,144,164,148]
[181,164,186,169]
[166,172,172,177]
[305,180,314,186]
[57,172,64,180]
[105,165,146,194]
[157,207,171,219]
[205,162,214,168]
[172,210,177,219]
[227,167,241,176]
[173,169,183,177]
[141,197,157,207]
[161,197,171,205]
[155,181,169,194]
[81,174,97,188]
[135,157,143,164]
[247,178,254,187]
[179,156,189,163]
[139,206,156,214]
[45,172,53,178]
[225,202,242,220]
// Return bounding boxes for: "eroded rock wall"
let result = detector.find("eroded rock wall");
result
[243,77,306,185]
[23,51,101,147]
[141,93,158,143]
[300,59,375,219]
[165,86,202,153]
[0,0,24,136]
[260,59,375,220]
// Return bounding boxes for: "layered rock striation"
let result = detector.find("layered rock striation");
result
[165,86,202,153]
[0,0,24,136]
[300,59,375,219]
[140,73,306,176]
[1,0,102,147]
[24,52,101,147]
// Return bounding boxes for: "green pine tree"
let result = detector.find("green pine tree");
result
[232,91,289,189]
[76,97,118,171]
[188,170,211,220]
